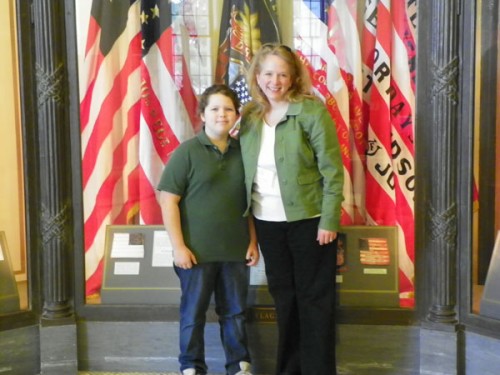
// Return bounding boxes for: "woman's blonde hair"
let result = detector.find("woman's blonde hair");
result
[243,43,317,119]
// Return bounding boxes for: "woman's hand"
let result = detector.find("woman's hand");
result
[245,242,260,266]
[317,229,338,246]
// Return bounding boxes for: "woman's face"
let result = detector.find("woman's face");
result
[256,54,292,103]
[201,93,238,140]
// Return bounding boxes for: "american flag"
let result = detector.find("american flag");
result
[79,0,198,295]
[294,0,417,307]
[215,0,281,104]
[231,75,252,105]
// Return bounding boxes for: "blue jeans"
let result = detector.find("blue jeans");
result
[254,217,337,375]
[175,262,251,375]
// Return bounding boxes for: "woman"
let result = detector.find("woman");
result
[239,44,344,375]
[158,84,259,375]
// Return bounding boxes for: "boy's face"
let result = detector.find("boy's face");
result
[201,93,238,140]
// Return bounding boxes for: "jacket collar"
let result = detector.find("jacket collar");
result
[287,101,303,116]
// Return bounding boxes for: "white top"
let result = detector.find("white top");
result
[251,121,287,221]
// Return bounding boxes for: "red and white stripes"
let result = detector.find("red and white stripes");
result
[294,0,416,306]
[362,0,416,306]
[79,1,197,295]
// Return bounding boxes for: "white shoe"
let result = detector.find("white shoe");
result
[234,361,253,375]
[182,369,197,375]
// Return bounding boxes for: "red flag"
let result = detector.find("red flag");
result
[326,0,367,225]
[294,0,417,307]
[79,0,198,296]
[293,0,362,225]
[362,0,416,307]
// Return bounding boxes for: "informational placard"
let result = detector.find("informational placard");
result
[100,225,399,308]
[110,232,145,259]
[335,226,399,307]
[480,231,500,319]
[248,250,274,305]
[101,225,275,305]
[247,226,399,308]
[0,231,21,313]
[152,230,174,267]
[101,225,181,305]
[249,252,267,286]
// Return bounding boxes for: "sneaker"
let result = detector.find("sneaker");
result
[182,369,197,375]
[234,361,253,375]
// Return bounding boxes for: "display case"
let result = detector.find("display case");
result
[100,225,399,308]
[0,231,20,314]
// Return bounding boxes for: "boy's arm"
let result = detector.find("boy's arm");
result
[159,190,197,269]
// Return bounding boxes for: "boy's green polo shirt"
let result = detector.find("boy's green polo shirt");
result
[157,130,249,263]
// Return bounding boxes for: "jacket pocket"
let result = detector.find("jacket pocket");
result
[297,171,322,185]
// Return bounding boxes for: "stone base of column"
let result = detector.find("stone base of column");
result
[420,326,462,375]
[40,317,78,375]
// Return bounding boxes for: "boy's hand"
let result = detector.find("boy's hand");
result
[173,246,198,269]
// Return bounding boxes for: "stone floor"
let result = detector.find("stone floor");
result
[75,374,178,375]
[76,374,249,375]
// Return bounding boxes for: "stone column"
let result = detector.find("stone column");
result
[32,1,77,373]
[33,0,73,321]
[417,1,462,374]
[425,0,460,326]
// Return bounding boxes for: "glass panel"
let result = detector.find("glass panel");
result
[472,0,500,317]
[76,0,416,310]
[0,0,28,315]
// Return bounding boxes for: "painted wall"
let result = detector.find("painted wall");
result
[0,0,25,282]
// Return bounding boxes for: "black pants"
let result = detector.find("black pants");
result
[254,217,337,375]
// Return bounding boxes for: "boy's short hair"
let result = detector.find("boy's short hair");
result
[198,84,241,116]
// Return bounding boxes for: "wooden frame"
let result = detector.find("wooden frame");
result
[456,0,500,338]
